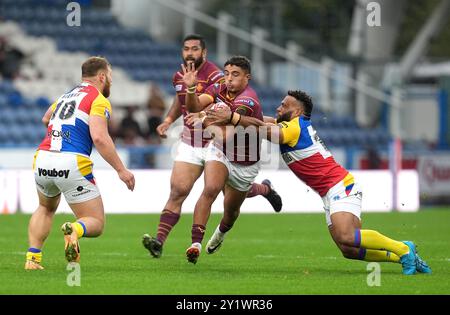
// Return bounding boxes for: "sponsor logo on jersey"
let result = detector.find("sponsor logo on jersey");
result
[48,130,71,140]
[236,106,249,115]
[282,152,294,164]
[38,168,70,178]
[175,84,183,92]
[237,98,255,106]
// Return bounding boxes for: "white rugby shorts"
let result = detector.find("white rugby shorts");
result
[33,150,100,204]
[174,141,208,166]
[322,173,362,226]
[205,142,260,192]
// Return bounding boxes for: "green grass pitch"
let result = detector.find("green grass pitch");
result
[0,209,449,294]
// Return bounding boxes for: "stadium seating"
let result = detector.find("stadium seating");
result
[0,0,392,154]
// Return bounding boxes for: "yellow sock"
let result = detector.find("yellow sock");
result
[356,229,409,257]
[26,249,42,263]
[360,248,400,263]
[72,221,85,238]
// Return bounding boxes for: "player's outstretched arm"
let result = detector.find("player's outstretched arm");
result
[89,115,135,191]
[263,116,277,124]
[156,96,181,138]
[238,115,283,143]
[205,107,283,143]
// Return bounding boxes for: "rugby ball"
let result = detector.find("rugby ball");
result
[210,102,228,111]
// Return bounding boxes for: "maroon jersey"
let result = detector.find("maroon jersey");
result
[172,61,224,147]
[204,82,264,165]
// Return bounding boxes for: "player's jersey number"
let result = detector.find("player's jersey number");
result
[51,100,77,121]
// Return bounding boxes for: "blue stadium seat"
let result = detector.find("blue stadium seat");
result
[0,127,8,144]
[6,125,23,143]
[36,97,51,108]
[1,0,19,5]
[0,94,8,108]
[29,108,44,124]
[15,108,31,124]
[353,132,367,147]
[317,128,332,145]
[7,92,23,107]
[0,108,14,125]
[0,80,15,95]
[21,97,35,108]
[373,128,391,147]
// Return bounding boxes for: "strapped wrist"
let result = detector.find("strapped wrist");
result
[228,112,234,124]
[235,114,242,126]
[186,85,197,94]
[231,113,241,126]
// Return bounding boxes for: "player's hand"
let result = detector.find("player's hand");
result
[118,168,135,191]
[206,106,232,125]
[156,121,171,138]
[181,62,198,89]
[185,112,205,126]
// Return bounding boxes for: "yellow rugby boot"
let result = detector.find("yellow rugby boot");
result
[25,250,44,270]
[61,222,80,263]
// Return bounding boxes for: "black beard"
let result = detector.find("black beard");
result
[276,112,292,123]
[184,56,204,69]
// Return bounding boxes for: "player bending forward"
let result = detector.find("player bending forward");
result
[204,90,431,275]
[25,57,135,270]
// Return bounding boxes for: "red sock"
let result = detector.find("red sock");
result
[219,219,233,233]
[247,182,270,198]
[191,224,206,244]
[157,209,180,244]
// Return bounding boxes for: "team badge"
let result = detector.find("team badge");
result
[104,108,110,120]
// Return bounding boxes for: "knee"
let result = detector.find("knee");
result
[169,184,191,201]
[201,186,222,201]
[97,221,105,236]
[334,232,355,247]
[82,217,104,237]
[40,204,58,214]
[224,207,240,219]
[340,246,357,259]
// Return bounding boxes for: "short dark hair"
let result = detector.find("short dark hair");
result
[224,56,251,74]
[82,56,110,77]
[183,34,206,49]
[288,90,313,118]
